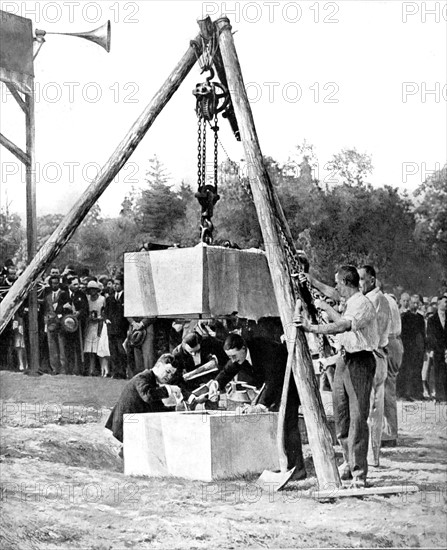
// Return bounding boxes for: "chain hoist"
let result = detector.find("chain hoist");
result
[193,63,230,244]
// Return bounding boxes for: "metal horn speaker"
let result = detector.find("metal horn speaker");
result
[37,20,111,53]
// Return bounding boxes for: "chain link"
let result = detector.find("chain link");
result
[197,115,202,188]
[213,114,219,191]
[196,100,220,244]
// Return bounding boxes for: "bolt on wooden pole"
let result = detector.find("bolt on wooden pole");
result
[215,16,341,488]
[0,34,203,336]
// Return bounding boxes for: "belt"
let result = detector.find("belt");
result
[340,347,373,359]
[388,334,401,339]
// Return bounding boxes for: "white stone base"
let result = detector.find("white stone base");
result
[123,410,279,481]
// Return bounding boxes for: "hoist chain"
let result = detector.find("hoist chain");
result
[195,109,220,244]
[278,226,327,357]
[201,117,207,190]
[213,114,219,190]
[197,116,203,188]
[231,160,327,356]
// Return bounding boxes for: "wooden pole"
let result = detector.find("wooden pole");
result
[215,17,341,488]
[25,85,40,374]
[0,34,203,336]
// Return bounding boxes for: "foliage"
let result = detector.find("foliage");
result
[326,148,373,186]
[212,160,263,248]
[414,164,447,282]
[136,156,186,240]
[0,208,24,263]
[11,149,443,296]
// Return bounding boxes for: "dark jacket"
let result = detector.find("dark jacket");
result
[56,290,89,324]
[427,313,447,356]
[105,369,176,442]
[104,292,128,337]
[216,337,291,409]
[172,336,228,373]
[172,336,228,390]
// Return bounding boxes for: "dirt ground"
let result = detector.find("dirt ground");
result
[0,371,446,550]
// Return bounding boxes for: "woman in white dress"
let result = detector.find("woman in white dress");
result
[84,280,110,376]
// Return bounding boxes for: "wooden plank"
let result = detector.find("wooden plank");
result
[0,132,29,165]
[0,33,204,336]
[309,485,420,501]
[5,82,27,113]
[215,16,341,489]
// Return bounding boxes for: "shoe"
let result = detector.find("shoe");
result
[381,439,397,448]
[344,478,366,489]
[338,462,353,481]
[290,467,307,481]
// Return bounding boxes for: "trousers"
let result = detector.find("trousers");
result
[382,336,403,440]
[368,349,388,465]
[333,350,375,481]
[47,330,66,374]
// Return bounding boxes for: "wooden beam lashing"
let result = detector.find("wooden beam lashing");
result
[215,17,341,488]
[0,34,203,336]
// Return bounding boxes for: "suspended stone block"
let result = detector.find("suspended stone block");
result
[123,410,280,481]
[124,243,279,320]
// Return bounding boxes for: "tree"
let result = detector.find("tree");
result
[137,156,186,240]
[212,159,262,248]
[326,148,373,186]
[0,208,24,263]
[414,164,447,282]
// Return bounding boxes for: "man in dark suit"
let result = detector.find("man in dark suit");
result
[105,276,128,379]
[427,295,447,402]
[209,334,306,478]
[172,332,228,391]
[56,276,89,375]
[105,353,186,445]
[397,294,426,400]
[43,275,66,374]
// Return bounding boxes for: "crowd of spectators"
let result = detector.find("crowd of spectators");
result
[0,259,446,407]
[0,260,276,378]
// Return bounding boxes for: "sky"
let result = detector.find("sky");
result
[0,0,446,221]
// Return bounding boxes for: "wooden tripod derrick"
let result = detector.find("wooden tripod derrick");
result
[0,16,340,489]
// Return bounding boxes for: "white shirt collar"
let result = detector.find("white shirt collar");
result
[245,347,252,366]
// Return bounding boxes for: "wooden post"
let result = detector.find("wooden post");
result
[215,17,341,488]
[0,34,203,335]
[25,85,40,374]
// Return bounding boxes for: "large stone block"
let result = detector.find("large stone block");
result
[123,410,280,481]
[123,244,279,320]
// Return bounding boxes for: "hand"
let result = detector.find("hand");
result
[63,303,73,310]
[314,298,329,311]
[207,380,219,402]
[208,354,218,367]
[294,272,309,285]
[293,314,311,332]
[242,404,268,415]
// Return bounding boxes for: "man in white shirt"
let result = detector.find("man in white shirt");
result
[295,265,378,487]
[382,292,403,446]
[358,266,391,466]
